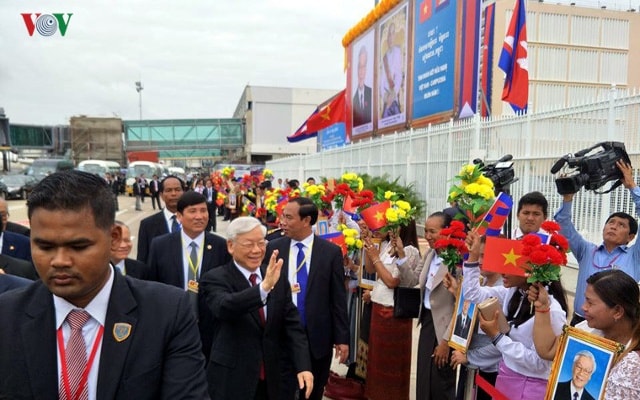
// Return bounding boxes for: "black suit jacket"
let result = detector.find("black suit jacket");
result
[2,231,32,263]
[201,261,311,399]
[554,380,595,400]
[0,270,209,400]
[352,85,372,127]
[265,236,349,360]
[453,313,471,339]
[136,211,170,263]
[119,258,150,280]
[148,231,231,359]
[0,253,38,280]
[6,221,30,237]
[0,273,31,294]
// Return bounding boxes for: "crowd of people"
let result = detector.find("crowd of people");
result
[1,162,640,400]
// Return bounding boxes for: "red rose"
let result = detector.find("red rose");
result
[551,234,569,251]
[529,250,548,265]
[541,221,561,233]
[522,234,542,247]
[450,220,466,231]
[440,227,453,236]
[434,239,449,249]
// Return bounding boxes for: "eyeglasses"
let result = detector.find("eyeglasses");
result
[235,240,268,249]
[574,364,593,375]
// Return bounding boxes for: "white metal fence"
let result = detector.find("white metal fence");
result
[268,88,640,245]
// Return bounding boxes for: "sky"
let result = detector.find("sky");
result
[0,0,374,125]
[1,0,635,126]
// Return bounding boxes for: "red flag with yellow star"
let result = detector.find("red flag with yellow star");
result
[482,236,528,276]
[287,90,346,142]
[360,201,391,231]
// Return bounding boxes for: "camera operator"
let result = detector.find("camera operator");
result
[513,191,549,239]
[554,160,640,326]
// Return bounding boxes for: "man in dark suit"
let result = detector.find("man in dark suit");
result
[105,172,120,211]
[111,221,149,279]
[136,175,185,263]
[203,179,218,232]
[453,299,473,340]
[149,174,162,210]
[0,170,208,399]
[148,190,231,360]
[2,228,32,263]
[352,45,372,127]
[553,350,596,400]
[265,197,349,400]
[201,216,313,400]
[0,272,30,294]
[0,253,38,280]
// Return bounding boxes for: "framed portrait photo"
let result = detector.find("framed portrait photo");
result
[448,278,478,352]
[545,326,626,400]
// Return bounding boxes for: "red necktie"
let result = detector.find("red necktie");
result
[249,273,266,380]
[60,310,91,400]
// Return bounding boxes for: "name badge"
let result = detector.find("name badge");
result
[291,282,301,293]
[188,279,199,293]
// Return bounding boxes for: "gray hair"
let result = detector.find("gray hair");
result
[573,350,596,374]
[227,216,266,240]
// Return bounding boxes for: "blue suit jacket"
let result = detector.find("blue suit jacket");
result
[0,269,209,399]
[0,273,31,294]
[3,231,32,263]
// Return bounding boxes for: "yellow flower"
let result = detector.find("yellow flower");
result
[478,185,495,200]
[395,200,411,211]
[386,207,398,222]
[384,190,395,200]
[477,175,494,189]
[357,178,364,192]
[336,223,347,232]
[355,239,363,249]
[464,183,481,195]
[342,172,357,181]
[460,164,476,176]
[345,237,356,246]
[343,228,358,238]
[397,208,407,218]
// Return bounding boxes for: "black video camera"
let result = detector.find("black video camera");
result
[473,154,518,192]
[550,141,631,195]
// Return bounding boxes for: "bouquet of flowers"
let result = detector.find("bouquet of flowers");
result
[262,168,274,181]
[215,192,226,207]
[221,166,235,180]
[447,164,496,228]
[325,182,355,210]
[433,220,468,275]
[336,224,363,253]
[341,172,364,193]
[302,183,331,215]
[377,189,417,233]
[520,221,569,283]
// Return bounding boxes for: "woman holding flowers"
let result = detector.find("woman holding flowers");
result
[462,231,569,400]
[361,221,420,400]
[530,269,640,400]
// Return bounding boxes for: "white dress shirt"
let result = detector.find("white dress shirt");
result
[287,233,314,306]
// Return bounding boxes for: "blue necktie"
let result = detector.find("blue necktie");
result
[171,215,180,233]
[296,242,308,326]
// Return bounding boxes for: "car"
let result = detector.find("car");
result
[1,175,38,200]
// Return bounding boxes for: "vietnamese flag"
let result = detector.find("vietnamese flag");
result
[321,231,347,256]
[419,0,432,23]
[287,90,346,142]
[482,236,528,276]
[360,201,391,231]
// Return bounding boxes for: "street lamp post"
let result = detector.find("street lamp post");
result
[135,81,143,120]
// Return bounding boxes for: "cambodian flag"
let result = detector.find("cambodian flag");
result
[498,0,528,113]
[475,192,513,237]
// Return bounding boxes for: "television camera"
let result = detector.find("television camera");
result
[550,141,631,195]
[473,154,519,193]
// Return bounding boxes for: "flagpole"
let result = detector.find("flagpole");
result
[478,0,498,118]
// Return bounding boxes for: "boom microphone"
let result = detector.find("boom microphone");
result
[550,156,568,174]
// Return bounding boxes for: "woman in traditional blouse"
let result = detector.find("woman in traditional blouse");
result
[463,231,569,400]
[361,221,420,400]
[530,269,640,400]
